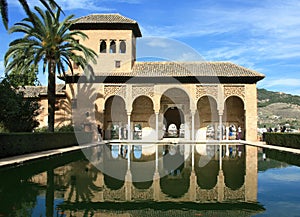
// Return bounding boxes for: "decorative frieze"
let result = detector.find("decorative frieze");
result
[224,184,245,200]
[132,187,154,200]
[132,86,154,99]
[224,85,245,100]
[104,85,126,99]
[196,186,218,202]
[103,186,126,201]
[196,85,218,100]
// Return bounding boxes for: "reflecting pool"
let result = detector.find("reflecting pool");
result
[0,144,299,216]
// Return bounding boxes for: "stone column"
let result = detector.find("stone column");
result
[245,84,259,141]
[153,171,160,201]
[217,169,225,202]
[125,145,132,201]
[155,144,159,170]
[217,144,225,202]
[127,112,131,140]
[219,112,223,141]
[192,144,195,171]
[155,112,159,140]
[189,170,197,201]
[191,111,195,141]
[245,145,258,202]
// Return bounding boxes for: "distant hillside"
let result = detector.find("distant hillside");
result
[258,88,300,107]
[257,88,300,129]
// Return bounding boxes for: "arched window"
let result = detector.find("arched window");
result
[110,40,116,53]
[119,40,126,53]
[100,40,107,53]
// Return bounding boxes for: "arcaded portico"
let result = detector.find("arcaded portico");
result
[65,14,264,142]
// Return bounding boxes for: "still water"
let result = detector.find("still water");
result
[0,144,299,217]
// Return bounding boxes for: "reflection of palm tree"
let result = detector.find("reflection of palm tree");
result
[65,160,101,202]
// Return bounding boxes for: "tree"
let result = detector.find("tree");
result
[5,64,39,87]
[5,49,39,86]
[0,0,59,29]
[5,2,97,132]
[0,78,39,132]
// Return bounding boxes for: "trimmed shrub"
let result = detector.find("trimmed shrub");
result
[0,132,93,158]
[264,132,300,149]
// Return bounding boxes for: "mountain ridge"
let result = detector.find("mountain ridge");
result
[257,88,300,129]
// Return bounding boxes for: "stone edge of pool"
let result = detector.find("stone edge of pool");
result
[0,140,299,168]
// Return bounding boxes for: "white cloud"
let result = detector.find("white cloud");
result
[55,0,112,11]
[263,167,300,182]
[137,37,204,62]
[260,78,300,88]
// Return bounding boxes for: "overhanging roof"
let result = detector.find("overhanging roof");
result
[70,13,142,37]
[64,61,265,84]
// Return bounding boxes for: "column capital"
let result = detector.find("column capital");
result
[127,112,131,116]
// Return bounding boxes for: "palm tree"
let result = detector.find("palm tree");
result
[5,2,97,132]
[0,0,59,29]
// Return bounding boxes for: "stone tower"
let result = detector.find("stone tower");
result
[69,13,142,75]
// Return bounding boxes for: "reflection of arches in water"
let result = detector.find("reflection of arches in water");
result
[162,145,185,174]
[160,166,189,198]
[103,145,127,182]
[195,153,218,189]
[133,145,142,159]
[206,125,215,140]
[131,161,154,189]
[104,174,124,190]
[228,124,237,139]
[161,145,187,198]
[223,152,245,190]
[111,145,119,159]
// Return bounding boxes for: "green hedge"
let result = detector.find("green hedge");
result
[0,132,93,158]
[264,132,300,149]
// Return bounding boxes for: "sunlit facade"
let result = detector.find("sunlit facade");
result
[63,14,264,142]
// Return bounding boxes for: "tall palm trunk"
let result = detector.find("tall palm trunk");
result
[47,59,56,132]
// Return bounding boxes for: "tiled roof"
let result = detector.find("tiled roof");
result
[108,62,265,78]
[71,13,142,37]
[19,84,65,98]
[73,13,138,24]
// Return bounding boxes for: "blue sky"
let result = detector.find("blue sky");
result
[1,0,300,94]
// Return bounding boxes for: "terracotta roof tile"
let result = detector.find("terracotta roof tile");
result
[73,14,138,24]
[105,61,265,78]
[19,84,65,98]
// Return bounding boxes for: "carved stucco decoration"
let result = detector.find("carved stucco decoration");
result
[196,186,218,201]
[132,86,154,99]
[103,186,126,201]
[196,85,218,101]
[224,184,245,200]
[104,85,126,99]
[224,85,245,100]
[132,187,154,200]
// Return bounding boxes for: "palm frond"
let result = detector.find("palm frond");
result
[0,0,8,29]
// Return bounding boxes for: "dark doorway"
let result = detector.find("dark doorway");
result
[164,107,184,138]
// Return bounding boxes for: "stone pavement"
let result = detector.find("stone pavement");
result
[0,143,100,167]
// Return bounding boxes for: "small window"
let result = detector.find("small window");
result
[119,40,126,53]
[115,60,121,68]
[110,40,116,53]
[100,40,107,53]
